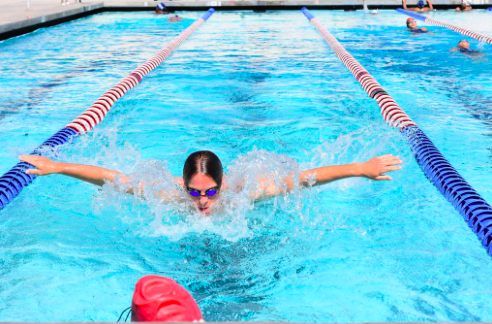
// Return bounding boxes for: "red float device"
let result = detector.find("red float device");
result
[131,275,204,322]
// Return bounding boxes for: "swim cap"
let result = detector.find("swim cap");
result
[131,275,203,322]
[406,18,416,23]
[156,2,166,10]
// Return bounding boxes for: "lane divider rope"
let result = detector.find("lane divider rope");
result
[0,9,215,211]
[301,7,492,257]
[397,8,492,44]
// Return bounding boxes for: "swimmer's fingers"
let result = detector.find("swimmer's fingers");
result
[384,165,403,172]
[25,168,42,175]
[377,154,393,159]
[375,175,392,181]
[381,157,403,174]
[19,155,58,176]
[378,153,401,162]
[385,157,403,166]
[362,154,403,180]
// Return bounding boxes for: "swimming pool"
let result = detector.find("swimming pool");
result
[1,9,492,322]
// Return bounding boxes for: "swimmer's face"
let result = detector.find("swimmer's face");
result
[186,173,220,215]
[407,19,417,28]
[458,40,470,49]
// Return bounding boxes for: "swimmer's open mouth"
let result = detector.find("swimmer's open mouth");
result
[198,207,209,213]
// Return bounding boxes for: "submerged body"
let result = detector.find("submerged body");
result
[456,0,472,11]
[406,18,428,33]
[450,40,484,57]
[168,15,183,22]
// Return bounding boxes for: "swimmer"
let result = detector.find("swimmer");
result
[402,0,433,12]
[449,40,484,57]
[406,18,428,33]
[19,151,403,216]
[155,2,168,14]
[456,0,472,11]
[168,15,183,22]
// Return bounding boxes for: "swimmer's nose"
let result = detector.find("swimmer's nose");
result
[198,196,209,205]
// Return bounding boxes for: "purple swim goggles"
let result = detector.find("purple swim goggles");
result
[186,187,219,197]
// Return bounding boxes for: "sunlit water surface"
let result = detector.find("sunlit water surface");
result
[1,9,492,322]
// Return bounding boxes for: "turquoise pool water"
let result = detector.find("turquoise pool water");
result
[1,9,492,322]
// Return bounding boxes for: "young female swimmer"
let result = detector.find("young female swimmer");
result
[19,151,402,215]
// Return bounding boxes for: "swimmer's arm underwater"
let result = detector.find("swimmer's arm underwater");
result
[253,154,402,200]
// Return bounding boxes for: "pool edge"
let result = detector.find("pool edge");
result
[2,0,492,41]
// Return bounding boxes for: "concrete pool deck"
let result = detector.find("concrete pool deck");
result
[0,0,103,39]
[1,0,491,40]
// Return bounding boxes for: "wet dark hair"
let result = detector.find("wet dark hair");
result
[183,151,223,188]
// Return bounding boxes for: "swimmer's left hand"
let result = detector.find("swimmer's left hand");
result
[360,154,403,181]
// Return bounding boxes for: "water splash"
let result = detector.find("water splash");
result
[88,143,337,242]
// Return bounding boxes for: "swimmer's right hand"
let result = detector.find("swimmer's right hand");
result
[19,155,60,176]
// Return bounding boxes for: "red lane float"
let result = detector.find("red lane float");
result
[301,8,492,257]
[397,8,492,44]
[301,8,416,130]
[0,9,215,211]
[67,9,216,133]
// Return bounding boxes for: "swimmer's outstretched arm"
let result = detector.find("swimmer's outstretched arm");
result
[19,155,137,192]
[19,155,183,200]
[299,154,402,185]
[254,154,402,200]
[19,155,126,186]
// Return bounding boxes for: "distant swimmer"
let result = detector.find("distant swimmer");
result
[450,40,484,57]
[402,0,433,12]
[155,2,168,14]
[456,0,472,11]
[168,15,183,22]
[19,151,403,216]
[406,18,428,33]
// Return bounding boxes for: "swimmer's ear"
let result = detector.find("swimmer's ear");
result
[175,177,185,188]
[221,175,228,191]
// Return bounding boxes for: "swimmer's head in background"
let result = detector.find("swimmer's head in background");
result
[417,0,425,8]
[406,18,417,27]
[156,2,167,12]
[183,151,223,188]
[131,275,204,322]
[458,40,470,50]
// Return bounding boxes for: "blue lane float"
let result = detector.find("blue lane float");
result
[396,8,426,21]
[403,126,492,255]
[302,7,492,257]
[0,127,78,209]
[0,9,215,211]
